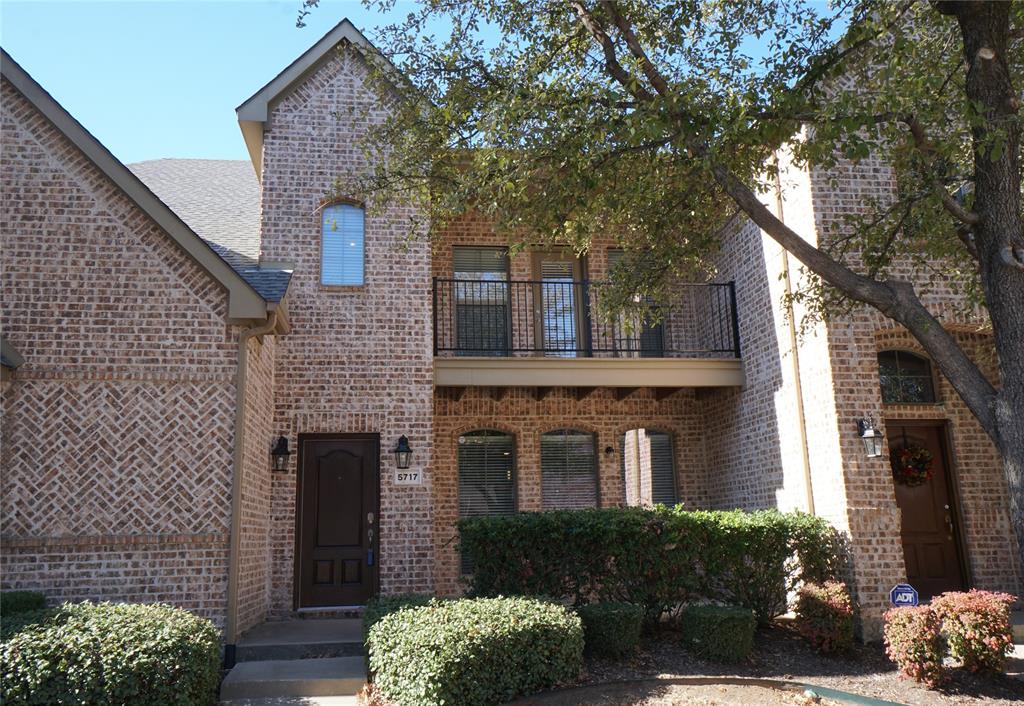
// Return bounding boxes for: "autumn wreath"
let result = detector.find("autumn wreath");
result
[891,444,933,486]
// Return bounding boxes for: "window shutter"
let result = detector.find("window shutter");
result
[458,430,515,573]
[541,429,598,510]
[647,430,677,505]
[321,204,365,285]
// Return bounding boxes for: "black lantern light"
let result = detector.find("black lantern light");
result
[394,435,413,470]
[857,418,884,458]
[270,436,293,471]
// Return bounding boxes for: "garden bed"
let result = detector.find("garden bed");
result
[512,623,1023,706]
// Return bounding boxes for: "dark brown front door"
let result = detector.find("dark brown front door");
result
[296,435,379,607]
[888,421,967,600]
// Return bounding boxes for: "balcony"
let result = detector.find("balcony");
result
[432,279,744,390]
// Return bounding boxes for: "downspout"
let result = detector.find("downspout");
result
[224,310,278,666]
[772,155,815,516]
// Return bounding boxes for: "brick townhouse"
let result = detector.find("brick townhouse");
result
[1,19,1019,650]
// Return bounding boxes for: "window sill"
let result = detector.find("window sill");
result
[320,284,366,292]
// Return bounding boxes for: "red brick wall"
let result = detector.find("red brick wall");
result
[0,77,238,626]
[258,47,435,613]
[237,335,277,633]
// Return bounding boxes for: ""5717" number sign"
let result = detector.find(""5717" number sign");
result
[394,470,422,486]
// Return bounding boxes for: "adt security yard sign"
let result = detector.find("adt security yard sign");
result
[890,583,919,607]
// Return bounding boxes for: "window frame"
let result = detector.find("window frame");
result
[456,429,518,574]
[540,428,601,510]
[319,200,366,288]
[620,428,678,507]
[877,349,940,405]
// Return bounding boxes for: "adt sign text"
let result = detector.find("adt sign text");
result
[889,583,919,607]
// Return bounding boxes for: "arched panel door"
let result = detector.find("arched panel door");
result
[296,435,379,607]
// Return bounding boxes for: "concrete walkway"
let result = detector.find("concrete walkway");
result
[220,697,358,706]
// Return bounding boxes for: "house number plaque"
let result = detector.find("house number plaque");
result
[394,470,422,486]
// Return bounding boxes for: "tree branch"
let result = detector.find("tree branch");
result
[570,1,655,102]
[902,114,982,225]
[601,1,672,97]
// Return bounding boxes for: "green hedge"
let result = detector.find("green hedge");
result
[679,605,757,662]
[0,592,46,616]
[363,592,436,643]
[459,508,841,623]
[577,602,644,658]
[368,596,583,706]
[1,602,221,706]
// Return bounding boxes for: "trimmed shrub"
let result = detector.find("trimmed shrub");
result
[793,581,855,653]
[679,605,756,662]
[368,596,583,706]
[363,592,435,642]
[0,592,45,616]
[883,606,946,688]
[459,507,842,624]
[1,601,221,706]
[932,589,1017,673]
[577,602,644,658]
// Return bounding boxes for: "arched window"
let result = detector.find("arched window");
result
[541,429,598,509]
[321,203,365,285]
[620,429,677,507]
[458,430,515,573]
[878,350,936,404]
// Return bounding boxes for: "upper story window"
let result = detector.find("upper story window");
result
[321,203,364,286]
[452,247,509,356]
[878,350,936,404]
[541,429,598,510]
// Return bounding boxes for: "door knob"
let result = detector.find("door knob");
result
[367,512,374,525]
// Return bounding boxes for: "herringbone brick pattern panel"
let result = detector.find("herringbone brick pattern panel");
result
[2,379,234,537]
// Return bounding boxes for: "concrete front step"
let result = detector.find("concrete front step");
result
[221,698,359,706]
[220,657,366,700]
[237,619,363,662]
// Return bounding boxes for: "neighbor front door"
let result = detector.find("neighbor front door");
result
[888,421,966,600]
[296,435,379,607]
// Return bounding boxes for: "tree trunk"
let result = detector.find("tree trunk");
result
[950,0,1024,573]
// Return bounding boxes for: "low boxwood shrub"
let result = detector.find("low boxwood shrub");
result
[793,581,855,653]
[932,589,1017,673]
[368,596,583,706]
[459,507,842,624]
[883,606,946,688]
[0,591,46,616]
[362,592,435,642]
[1,601,221,706]
[577,601,644,658]
[679,605,756,662]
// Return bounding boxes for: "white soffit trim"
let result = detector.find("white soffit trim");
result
[1,50,269,321]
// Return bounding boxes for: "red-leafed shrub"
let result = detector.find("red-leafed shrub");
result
[883,606,946,687]
[793,581,855,652]
[931,589,1016,674]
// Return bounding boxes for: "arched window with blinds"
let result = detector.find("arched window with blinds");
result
[620,428,678,507]
[321,203,365,285]
[541,429,598,509]
[458,430,516,572]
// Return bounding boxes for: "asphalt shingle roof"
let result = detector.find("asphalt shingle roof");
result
[129,159,291,302]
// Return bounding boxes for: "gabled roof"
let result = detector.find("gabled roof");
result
[1,49,272,320]
[128,159,292,302]
[236,18,399,178]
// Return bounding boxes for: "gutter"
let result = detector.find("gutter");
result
[772,155,815,516]
[224,310,278,666]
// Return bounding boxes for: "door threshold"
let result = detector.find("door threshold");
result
[297,605,366,612]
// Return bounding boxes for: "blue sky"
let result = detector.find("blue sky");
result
[1,1,417,164]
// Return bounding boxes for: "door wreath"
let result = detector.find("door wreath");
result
[891,444,933,486]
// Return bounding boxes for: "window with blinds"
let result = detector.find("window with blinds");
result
[541,429,598,510]
[458,430,515,573]
[620,428,677,507]
[321,203,365,285]
[646,430,678,505]
[453,247,509,355]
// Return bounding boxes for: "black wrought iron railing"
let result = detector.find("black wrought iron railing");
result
[432,278,740,358]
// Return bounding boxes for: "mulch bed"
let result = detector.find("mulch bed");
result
[541,624,1024,706]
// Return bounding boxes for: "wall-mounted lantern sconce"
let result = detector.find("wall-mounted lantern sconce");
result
[270,436,293,472]
[857,418,884,458]
[394,435,413,470]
